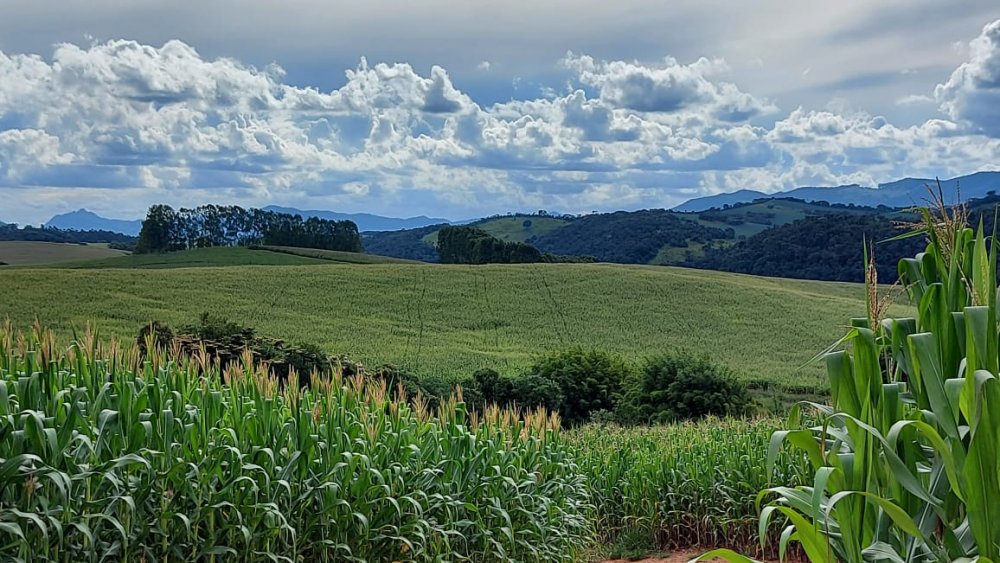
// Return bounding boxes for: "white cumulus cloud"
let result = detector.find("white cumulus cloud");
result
[0,34,997,224]
[936,19,1000,136]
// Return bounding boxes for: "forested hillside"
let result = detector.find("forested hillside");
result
[527,210,733,263]
[690,214,924,282]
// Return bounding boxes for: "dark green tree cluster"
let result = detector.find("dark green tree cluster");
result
[0,223,136,245]
[615,354,750,424]
[463,349,746,426]
[529,209,733,264]
[690,213,925,282]
[436,226,545,264]
[135,204,362,254]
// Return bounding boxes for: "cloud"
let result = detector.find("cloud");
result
[936,19,1000,136]
[896,94,934,106]
[476,61,491,72]
[561,52,775,120]
[0,35,998,224]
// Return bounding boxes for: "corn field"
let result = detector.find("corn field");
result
[567,418,811,558]
[0,323,592,562]
[700,198,1000,562]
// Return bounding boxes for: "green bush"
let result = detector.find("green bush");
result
[622,354,749,423]
[464,368,564,414]
[136,320,174,354]
[530,349,630,426]
[509,373,565,412]
[470,368,512,404]
[182,311,256,344]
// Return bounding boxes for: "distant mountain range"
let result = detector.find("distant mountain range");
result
[45,210,144,236]
[32,171,1000,235]
[41,207,452,235]
[673,171,1000,212]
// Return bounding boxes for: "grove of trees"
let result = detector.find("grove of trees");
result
[135,204,363,254]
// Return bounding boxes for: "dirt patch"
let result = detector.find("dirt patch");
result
[603,547,790,563]
[603,549,723,563]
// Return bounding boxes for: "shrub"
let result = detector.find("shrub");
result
[464,368,564,414]
[471,368,513,405]
[182,311,256,344]
[529,349,630,426]
[510,373,565,412]
[281,342,332,379]
[623,354,748,424]
[136,320,174,354]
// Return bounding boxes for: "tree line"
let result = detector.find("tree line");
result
[135,204,363,254]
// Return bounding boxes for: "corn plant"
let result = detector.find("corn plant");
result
[701,198,1000,562]
[566,417,810,558]
[0,324,592,562]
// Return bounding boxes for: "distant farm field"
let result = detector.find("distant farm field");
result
[53,246,328,268]
[0,250,907,391]
[0,241,129,265]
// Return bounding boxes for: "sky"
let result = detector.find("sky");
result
[2,1,1000,224]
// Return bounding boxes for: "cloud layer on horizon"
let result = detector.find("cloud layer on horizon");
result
[1,19,1000,223]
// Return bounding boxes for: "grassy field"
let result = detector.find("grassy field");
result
[0,251,907,391]
[0,241,129,265]
[51,246,328,268]
[261,245,424,264]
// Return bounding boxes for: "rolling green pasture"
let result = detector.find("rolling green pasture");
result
[261,245,423,264]
[0,254,907,391]
[0,241,129,265]
[53,246,326,268]
[420,216,570,246]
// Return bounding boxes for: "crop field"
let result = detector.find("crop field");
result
[0,252,908,392]
[0,241,129,265]
[568,417,810,558]
[53,246,328,268]
[0,325,591,561]
[0,323,809,561]
[261,245,424,264]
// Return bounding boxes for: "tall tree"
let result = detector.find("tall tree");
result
[134,204,177,254]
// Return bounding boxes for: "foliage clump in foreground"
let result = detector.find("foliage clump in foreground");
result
[618,354,750,424]
[700,196,1000,562]
[0,325,592,562]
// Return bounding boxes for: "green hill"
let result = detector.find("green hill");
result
[0,260,909,393]
[691,213,924,282]
[363,200,882,266]
[260,245,424,264]
[0,241,129,266]
[688,198,882,238]
[54,247,328,269]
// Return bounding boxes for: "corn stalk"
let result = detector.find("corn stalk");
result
[700,201,1000,562]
